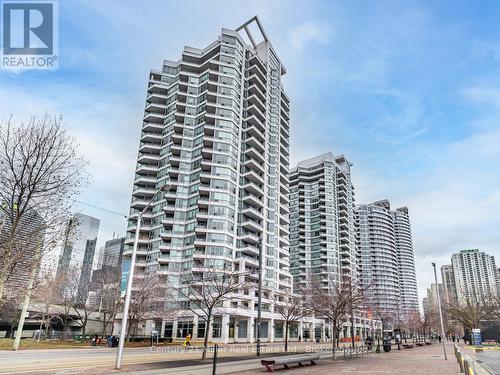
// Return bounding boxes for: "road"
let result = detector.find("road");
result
[0,341,341,374]
[473,349,500,374]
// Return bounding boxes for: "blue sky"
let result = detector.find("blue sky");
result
[1,0,500,301]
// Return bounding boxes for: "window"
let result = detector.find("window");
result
[238,320,248,338]
[274,323,284,339]
[197,320,206,339]
[212,317,222,338]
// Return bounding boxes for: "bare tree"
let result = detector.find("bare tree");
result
[0,115,87,303]
[71,288,94,340]
[126,273,166,342]
[0,300,21,338]
[31,267,76,338]
[174,267,247,360]
[93,267,122,337]
[308,276,365,359]
[445,290,496,343]
[420,308,435,341]
[275,289,306,352]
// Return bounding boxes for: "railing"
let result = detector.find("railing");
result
[334,344,372,358]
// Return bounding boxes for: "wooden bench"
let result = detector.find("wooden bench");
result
[402,343,414,349]
[261,354,320,373]
[415,342,424,347]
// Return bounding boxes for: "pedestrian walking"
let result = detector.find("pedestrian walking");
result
[183,333,192,348]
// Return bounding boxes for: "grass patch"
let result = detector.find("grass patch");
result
[0,338,90,350]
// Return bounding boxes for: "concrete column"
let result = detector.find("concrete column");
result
[221,314,230,344]
[270,318,275,342]
[248,317,255,343]
[172,320,178,339]
[192,315,199,340]
[160,320,166,338]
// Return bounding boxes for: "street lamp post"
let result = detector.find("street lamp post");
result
[431,262,447,360]
[115,184,171,370]
[256,238,263,357]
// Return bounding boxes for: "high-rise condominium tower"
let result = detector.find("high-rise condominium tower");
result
[441,264,458,305]
[355,200,418,320]
[125,17,294,343]
[289,153,357,289]
[57,213,100,304]
[289,153,378,340]
[392,207,419,314]
[451,249,498,302]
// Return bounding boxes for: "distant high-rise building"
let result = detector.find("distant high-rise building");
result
[451,249,498,302]
[356,200,418,320]
[356,200,400,318]
[57,213,100,304]
[0,208,45,301]
[102,237,125,269]
[289,152,357,289]
[422,297,429,315]
[392,207,419,315]
[425,282,445,314]
[124,17,296,343]
[441,264,458,305]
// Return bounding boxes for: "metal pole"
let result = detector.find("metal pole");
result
[432,262,447,360]
[256,238,262,357]
[212,344,218,375]
[115,212,142,369]
[13,241,41,350]
[115,184,170,369]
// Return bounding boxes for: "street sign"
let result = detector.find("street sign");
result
[472,328,482,346]
[120,259,131,297]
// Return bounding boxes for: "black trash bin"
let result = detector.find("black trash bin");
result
[383,339,392,352]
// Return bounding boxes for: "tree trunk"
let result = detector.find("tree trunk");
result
[0,277,5,305]
[284,322,289,352]
[332,327,337,360]
[202,311,212,360]
[81,318,87,341]
[101,312,107,337]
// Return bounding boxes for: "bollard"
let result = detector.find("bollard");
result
[212,344,218,375]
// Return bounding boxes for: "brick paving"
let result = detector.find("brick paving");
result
[235,342,460,375]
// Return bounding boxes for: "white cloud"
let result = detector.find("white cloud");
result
[289,21,332,53]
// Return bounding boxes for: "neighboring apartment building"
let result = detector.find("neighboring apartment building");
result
[392,207,419,315]
[57,213,100,304]
[124,17,312,343]
[0,208,45,302]
[441,264,458,305]
[289,152,373,340]
[451,249,498,303]
[355,200,418,322]
[289,152,357,287]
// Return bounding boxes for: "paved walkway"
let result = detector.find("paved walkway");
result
[235,343,460,375]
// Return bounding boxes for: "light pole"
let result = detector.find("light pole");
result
[115,184,171,370]
[256,238,263,356]
[13,240,43,350]
[432,262,447,360]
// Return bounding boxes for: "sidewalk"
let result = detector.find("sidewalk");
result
[234,342,460,375]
